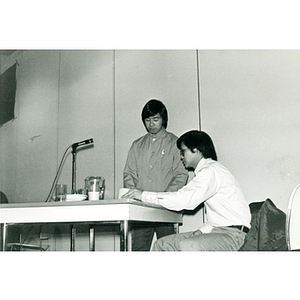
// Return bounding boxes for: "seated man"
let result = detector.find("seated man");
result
[122,130,251,251]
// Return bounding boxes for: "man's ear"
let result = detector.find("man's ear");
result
[192,148,198,154]
[193,148,203,158]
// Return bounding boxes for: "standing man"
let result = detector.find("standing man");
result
[123,130,251,251]
[123,99,188,251]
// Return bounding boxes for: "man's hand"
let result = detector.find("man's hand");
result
[121,188,143,201]
[190,229,202,236]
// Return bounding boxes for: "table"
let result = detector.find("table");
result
[0,199,182,251]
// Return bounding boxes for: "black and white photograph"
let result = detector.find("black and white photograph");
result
[1,1,300,299]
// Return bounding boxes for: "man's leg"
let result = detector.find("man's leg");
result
[155,225,175,239]
[132,226,155,251]
[178,227,246,251]
[152,232,193,251]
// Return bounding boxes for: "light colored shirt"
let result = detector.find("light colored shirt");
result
[123,128,188,192]
[142,158,251,233]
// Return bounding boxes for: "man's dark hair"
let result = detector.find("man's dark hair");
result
[141,99,168,129]
[177,130,218,161]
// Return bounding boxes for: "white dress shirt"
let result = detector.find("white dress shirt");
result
[142,158,251,233]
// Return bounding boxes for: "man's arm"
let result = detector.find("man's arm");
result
[123,144,138,188]
[142,166,217,211]
[165,144,188,192]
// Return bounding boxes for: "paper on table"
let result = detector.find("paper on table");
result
[66,194,87,201]
[118,188,130,199]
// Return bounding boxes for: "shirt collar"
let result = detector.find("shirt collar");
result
[147,127,167,141]
[194,158,211,173]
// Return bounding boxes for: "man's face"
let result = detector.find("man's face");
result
[144,113,164,134]
[179,143,203,170]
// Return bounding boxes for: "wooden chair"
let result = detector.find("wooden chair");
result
[286,184,300,251]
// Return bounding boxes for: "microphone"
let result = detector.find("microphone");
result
[45,138,94,201]
[72,138,94,149]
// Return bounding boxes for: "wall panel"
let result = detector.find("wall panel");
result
[1,50,60,203]
[58,50,115,199]
[199,50,300,212]
[0,53,20,201]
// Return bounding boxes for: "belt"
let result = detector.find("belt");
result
[228,225,249,233]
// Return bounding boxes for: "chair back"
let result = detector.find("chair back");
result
[286,184,300,250]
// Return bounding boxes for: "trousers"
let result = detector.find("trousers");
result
[132,224,175,251]
[152,226,246,251]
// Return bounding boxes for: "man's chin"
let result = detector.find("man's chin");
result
[149,130,159,134]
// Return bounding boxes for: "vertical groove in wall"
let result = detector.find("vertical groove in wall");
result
[56,51,61,169]
[113,50,116,199]
[196,50,205,222]
[113,51,116,250]
[196,50,201,130]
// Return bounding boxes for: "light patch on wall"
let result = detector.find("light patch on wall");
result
[265,155,300,182]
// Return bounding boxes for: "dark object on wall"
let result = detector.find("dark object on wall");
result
[0,63,17,126]
[0,191,9,203]
[239,198,288,251]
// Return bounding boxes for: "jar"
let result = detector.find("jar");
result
[84,176,105,200]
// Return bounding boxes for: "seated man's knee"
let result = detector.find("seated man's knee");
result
[179,237,205,251]
[151,238,163,251]
[178,239,194,251]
